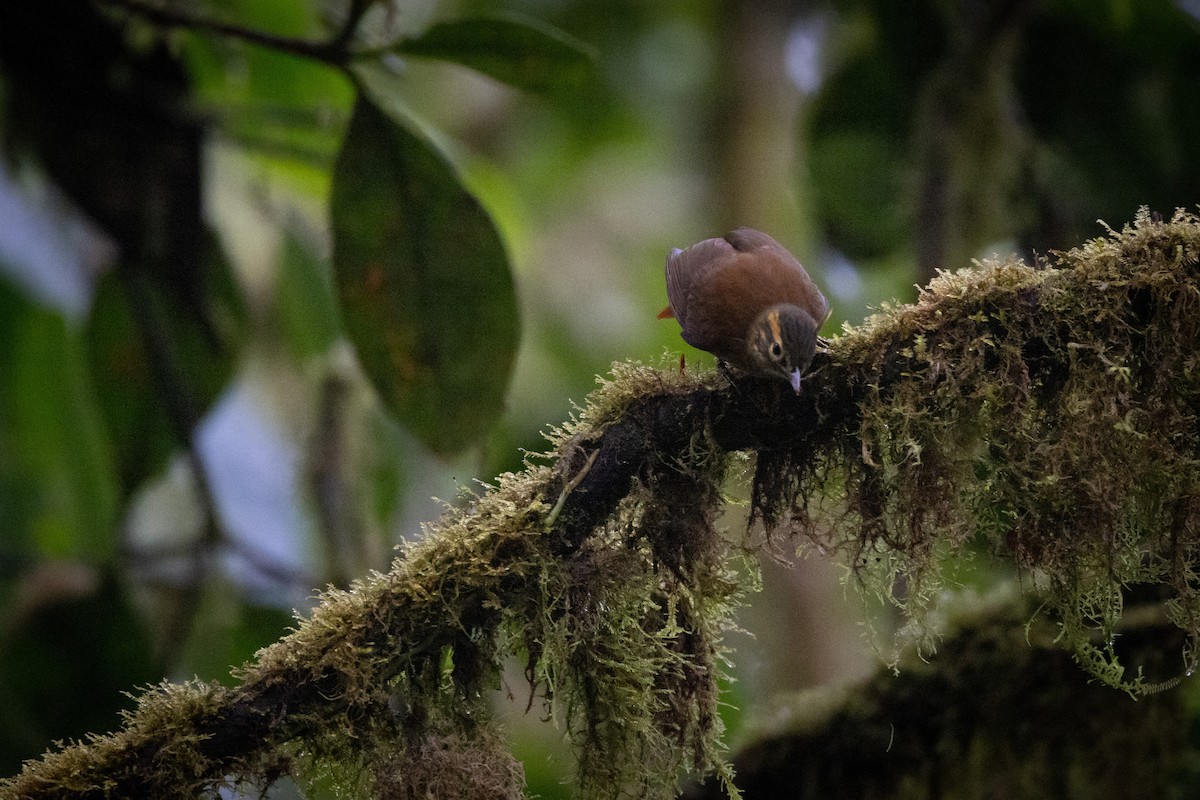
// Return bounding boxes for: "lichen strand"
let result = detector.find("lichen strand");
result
[299,425,739,800]
[759,208,1200,688]
[530,363,743,798]
[266,361,742,798]
[369,729,526,800]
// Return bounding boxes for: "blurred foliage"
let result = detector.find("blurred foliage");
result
[686,591,1198,800]
[86,253,247,497]
[0,0,1197,794]
[807,0,1200,281]
[0,567,157,778]
[0,276,118,562]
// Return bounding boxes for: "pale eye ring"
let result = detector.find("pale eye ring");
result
[769,342,783,360]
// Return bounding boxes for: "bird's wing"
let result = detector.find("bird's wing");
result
[665,239,734,319]
[663,247,687,316]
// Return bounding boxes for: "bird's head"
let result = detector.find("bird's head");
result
[747,304,820,394]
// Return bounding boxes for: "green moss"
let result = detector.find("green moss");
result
[247,360,743,799]
[766,208,1200,690]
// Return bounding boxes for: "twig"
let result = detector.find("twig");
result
[546,448,600,529]
[95,0,347,65]
[330,0,373,51]
[118,267,226,668]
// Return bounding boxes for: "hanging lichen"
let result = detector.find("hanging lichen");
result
[755,207,1200,689]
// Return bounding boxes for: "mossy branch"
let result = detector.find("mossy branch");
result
[684,591,1192,800]
[5,209,1200,799]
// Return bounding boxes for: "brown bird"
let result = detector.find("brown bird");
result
[658,228,830,393]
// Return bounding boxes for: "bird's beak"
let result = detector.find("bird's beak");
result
[789,368,803,394]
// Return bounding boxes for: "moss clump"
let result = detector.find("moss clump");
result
[758,208,1200,689]
[527,362,744,797]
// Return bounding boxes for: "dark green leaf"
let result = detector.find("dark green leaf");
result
[85,274,175,494]
[395,13,595,96]
[331,96,520,455]
[85,247,244,497]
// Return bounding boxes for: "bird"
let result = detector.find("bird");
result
[658,228,830,394]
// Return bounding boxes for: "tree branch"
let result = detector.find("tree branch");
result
[4,209,1200,798]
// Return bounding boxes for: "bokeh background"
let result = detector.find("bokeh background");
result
[1,0,1198,795]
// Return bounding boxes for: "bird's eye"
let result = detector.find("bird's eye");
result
[769,342,783,360]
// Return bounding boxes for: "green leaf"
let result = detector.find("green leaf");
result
[0,276,118,560]
[395,13,596,96]
[331,96,520,455]
[277,232,342,363]
[85,246,244,497]
[84,274,175,495]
